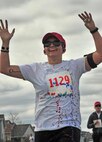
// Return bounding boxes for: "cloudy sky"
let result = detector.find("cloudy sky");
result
[0,0,102,132]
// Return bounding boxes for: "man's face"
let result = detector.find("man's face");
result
[95,104,101,112]
[43,37,63,57]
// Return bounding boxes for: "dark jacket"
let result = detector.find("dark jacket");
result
[87,111,102,133]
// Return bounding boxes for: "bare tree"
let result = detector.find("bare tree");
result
[8,112,22,124]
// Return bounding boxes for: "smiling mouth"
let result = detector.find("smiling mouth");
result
[48,48,57,52]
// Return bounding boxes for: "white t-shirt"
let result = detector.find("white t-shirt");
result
[19,58,87,131]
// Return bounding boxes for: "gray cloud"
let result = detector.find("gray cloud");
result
[0,0,30,9]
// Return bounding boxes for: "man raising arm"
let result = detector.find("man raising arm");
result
[0,19,23,79]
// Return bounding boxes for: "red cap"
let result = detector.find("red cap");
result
[42,32,66,48]
[94,101,101,107]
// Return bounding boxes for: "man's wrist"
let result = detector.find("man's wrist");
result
[90,27,98,34]
[1,46,9,53]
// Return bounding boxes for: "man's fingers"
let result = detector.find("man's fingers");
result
[84,11,90,18]
[78,12,93,24]
[0,19,9,30]
[11,28,15,36]
[5,20,8,30]
[89,13,92,21]
[78,14,84,21]
[0,19,5,29]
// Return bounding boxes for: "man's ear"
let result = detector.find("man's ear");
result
[43,49,46,54]
[62,48,66,53]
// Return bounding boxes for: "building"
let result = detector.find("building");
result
[5,120,34,142]
[5,120,15,142]
[11,124,34,142]
[0,114,6,142]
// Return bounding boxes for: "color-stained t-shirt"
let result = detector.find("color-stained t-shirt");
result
[19,58,88,131]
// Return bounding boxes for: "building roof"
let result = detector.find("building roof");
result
[12,124,34,138]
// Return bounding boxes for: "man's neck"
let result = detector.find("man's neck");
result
[96,111,101,114]
[48,56,62,65]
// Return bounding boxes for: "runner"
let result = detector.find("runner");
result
[0,11,102,142]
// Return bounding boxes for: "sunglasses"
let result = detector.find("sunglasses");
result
[95,105,101,107]
[43,41,63,47]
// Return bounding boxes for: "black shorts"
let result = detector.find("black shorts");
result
[35,126,81,142]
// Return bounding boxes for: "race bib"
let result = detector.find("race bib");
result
[46,71,73,97]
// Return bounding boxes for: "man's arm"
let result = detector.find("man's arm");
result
[0,19,24,79]
[78,11,102,70]
[87,114,95,129]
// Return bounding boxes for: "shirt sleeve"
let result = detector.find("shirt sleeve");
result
[87,114,95,129]
[71,57,90,79]
[19,63,36,82]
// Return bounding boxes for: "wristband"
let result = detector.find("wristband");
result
[1,46,9,53]
[90,27,98,34]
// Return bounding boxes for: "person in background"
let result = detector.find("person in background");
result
[87,101,102,142]
[0,11,102,142]
[29,134,34,142]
